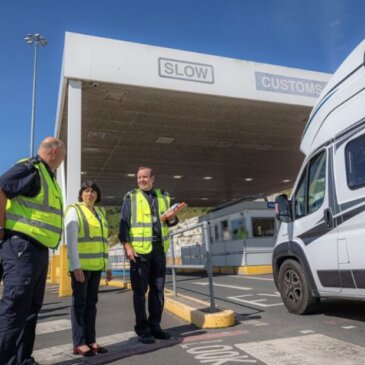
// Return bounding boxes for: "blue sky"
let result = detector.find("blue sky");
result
[0,0,364,173]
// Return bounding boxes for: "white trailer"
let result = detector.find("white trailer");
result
[274,39,365,314]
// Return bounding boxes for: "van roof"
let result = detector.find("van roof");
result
[300,38,365,156]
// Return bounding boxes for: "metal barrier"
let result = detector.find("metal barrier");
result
[108,249,129,281]
[168,221,216,311]
[181,237,274,267]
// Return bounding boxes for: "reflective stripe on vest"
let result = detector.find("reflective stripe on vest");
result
[71,203,109,271]
[129,189,170,254]
[5,161,63,248]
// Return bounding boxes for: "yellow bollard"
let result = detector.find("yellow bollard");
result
[59,244,72,297]
[49,255,60,284]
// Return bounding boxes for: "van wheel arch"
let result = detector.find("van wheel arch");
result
[273,241,319,298]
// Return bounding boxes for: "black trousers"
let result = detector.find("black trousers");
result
[130,242,166,336]
[70,270,101,346]
[0,235,48,365]
[0,258,3,283]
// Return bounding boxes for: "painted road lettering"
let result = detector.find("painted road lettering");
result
[181,340,259,364]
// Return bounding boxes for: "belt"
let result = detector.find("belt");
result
[5,231,44,248]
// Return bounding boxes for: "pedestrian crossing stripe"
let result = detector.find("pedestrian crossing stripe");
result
[36,319,71,334]
[235,333,365,364]
[33,331,136,364]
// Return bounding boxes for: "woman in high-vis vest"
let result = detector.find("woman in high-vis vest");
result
[65,181,112,357]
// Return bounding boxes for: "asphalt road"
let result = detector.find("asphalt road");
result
[7,273,365,365]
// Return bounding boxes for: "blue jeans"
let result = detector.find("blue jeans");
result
[70,270,101,346]
[0,235,48,365]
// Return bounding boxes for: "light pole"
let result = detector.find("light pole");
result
[24,33,47,157]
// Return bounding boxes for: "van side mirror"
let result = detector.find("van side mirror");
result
[275,194,293,223]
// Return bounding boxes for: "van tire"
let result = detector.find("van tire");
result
[278,259,319,314]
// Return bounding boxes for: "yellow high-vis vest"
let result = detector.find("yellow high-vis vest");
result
[129,189,170,254]
[5,160,63,249]
[69,203,109,271]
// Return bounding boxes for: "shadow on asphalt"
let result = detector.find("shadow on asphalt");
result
[39,312,70,320]
[98,287,127,295]
[41,324,207,365]
[42,301,62,306]
[40,305,70,314]
[320,299,365,321]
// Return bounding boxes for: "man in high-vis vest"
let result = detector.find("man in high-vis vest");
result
[119,166,178,344]
[0,137,65,365]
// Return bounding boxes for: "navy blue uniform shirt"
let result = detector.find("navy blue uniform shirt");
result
[0,156,54,199]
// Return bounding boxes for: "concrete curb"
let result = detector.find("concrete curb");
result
[103,280,235,329]
[165,292,235,328]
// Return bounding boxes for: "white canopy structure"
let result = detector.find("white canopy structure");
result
[55,32,330,207]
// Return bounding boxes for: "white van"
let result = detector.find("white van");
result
[273,38,365,314]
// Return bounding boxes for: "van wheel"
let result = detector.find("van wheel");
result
[278,259,319,314]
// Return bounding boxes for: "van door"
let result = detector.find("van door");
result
[291,148,340,294]
[333,129,365,296]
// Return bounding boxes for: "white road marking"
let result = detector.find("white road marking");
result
[193,282,252,291]
[36,319,71,335]
[228,294,283,307]
[183,341,258,364]
[258,292,281,297]
[181,340,222,347]
[228,275,274,281]
[341,325,357,330]
[33,331,135,364]
[235,334,365,364]
[245,320,269,326]
[299,330,315,334]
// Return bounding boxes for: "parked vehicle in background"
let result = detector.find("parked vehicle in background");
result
[273,39,365,314]
[180,196,277,272]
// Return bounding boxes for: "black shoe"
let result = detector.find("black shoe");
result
[89,344,108,353]
[151,330,172,340]
[138,334,156,344]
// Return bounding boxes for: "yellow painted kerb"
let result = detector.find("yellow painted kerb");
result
[165,294,235,329]
[104,283,235,329]
[238,265,272,275]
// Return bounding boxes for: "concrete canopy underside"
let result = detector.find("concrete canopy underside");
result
[60,81,311,207]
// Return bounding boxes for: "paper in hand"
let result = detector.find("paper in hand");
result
[160,202,188,221]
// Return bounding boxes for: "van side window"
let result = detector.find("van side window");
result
[345,134,365,190]
[293,150,326,219]
[308,151,326,214]
[294,171,307,219]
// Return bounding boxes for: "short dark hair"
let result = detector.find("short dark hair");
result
[78,180,101,203]
[137,166,154,177]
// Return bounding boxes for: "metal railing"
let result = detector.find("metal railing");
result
[168,221,216,311]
